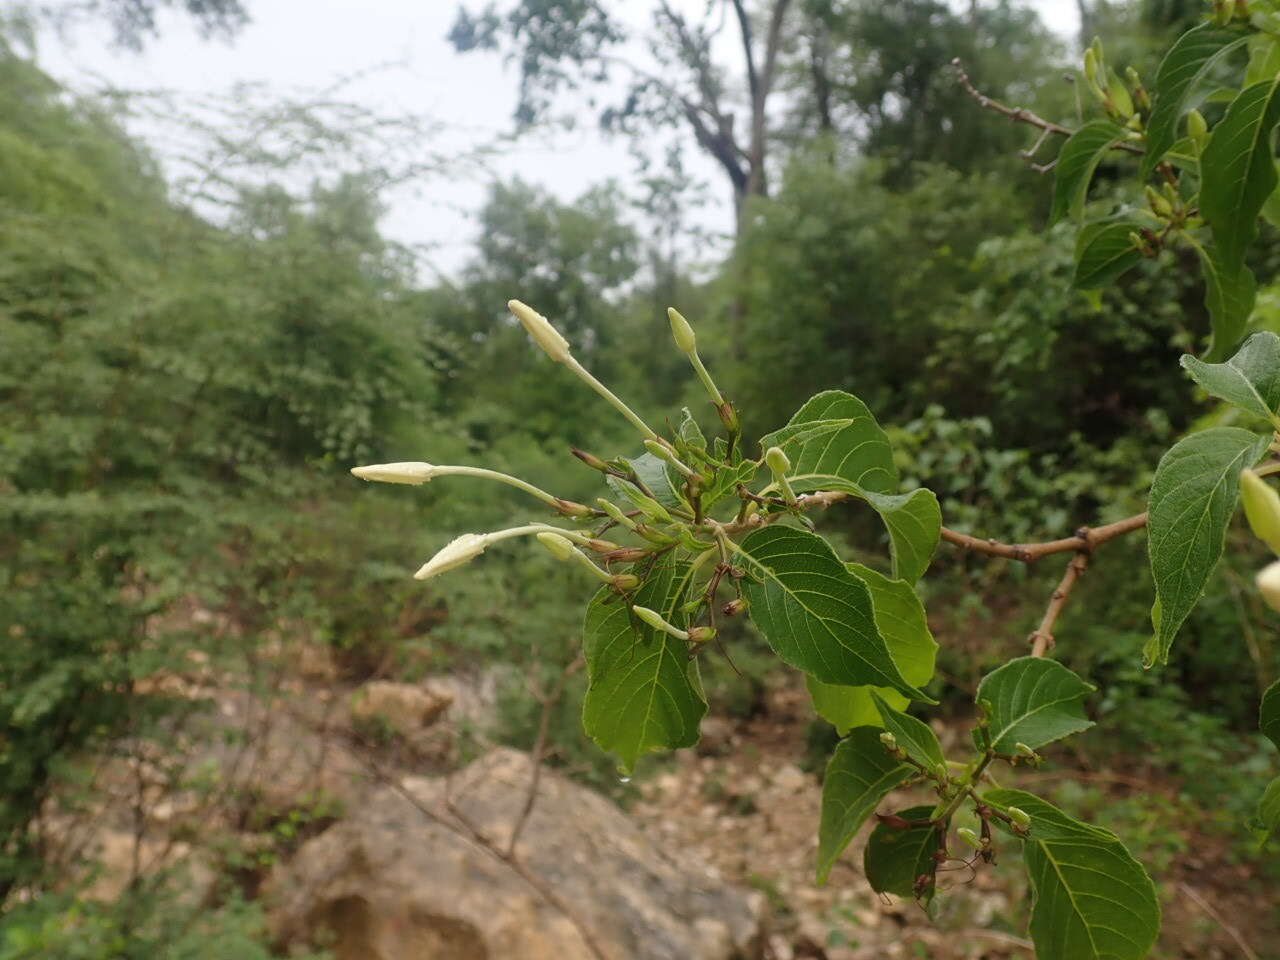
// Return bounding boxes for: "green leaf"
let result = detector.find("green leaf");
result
[1144,23,1250,178]
[817,727,913,884]
[975,657,1095,753]
[581,553,705,773]
[1147,427,1270,665]
[699,458,758,511]
[1254,776,1280,843]
[624,452,684,510]
[806,564,936,734]
[863,804,941,903]
[767,390,897,495]
[984,789,1161,960]
[808,677,889,734]
[861,488,941,583]
[738,526,932,702]
[1246,33,1280,88]
[1181,331,1280,421]
[1200,75,1280,274]
[872,691,943,769]
[677,407,707,451]
[1189,239,1257,361]
[1051,121,1130,223]
[1072,220,1144,290]
[1262,678,1280,751]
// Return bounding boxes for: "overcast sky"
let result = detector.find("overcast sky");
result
[29,0,1079,278]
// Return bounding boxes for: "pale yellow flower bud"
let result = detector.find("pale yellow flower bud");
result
[508,299,571,363]
[1257,560,1280,613]
[668,307,697,354]
[351,462,437,485]
[765,446,791,476]
[536,532,576,561]
[1241,469,1280,555]
[414,533,487,580]
[631,605,688,639]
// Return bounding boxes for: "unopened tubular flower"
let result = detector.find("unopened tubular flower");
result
[508,299,571,363]
[643,439,696,478]
[631,605,689,640]
[668,307,697,354]
[414,533,487,580]
[1258,561,1280,612]
[510,299,658,440]
[351,460,564,510]
[1241,469,1280,555]
[351,462,437,485]
[536,532,576,561]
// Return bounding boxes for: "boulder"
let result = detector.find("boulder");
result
[267,748,765,960]
[349,680,453,736]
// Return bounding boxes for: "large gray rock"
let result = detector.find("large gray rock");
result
[267,748,765,960]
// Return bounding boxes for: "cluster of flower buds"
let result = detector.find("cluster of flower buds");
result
[1083,38,1143,130]
[1242,468,1280,612]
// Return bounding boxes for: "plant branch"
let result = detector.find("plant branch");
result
[952,58,1144,157]
[940,512,1148,562]
[1028,548,1091,657]
[507,654,584,858]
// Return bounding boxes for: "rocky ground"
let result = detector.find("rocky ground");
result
[61,637,1278,960]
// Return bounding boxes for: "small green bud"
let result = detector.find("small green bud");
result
[582,538,620,553]
[536,531,576,561]
[1014,742,1037,758]
[879,731,898,751]
[555,498,595,519]
[611,574,641,591]
[1241,469,1280,555]
[1145,185,1172,218]
[595,498,638,529]
[627,490,672,524]
[956,827,983,850]
[932,762,949,782]
[1083,46,1099,88]
[668,307,697,354]
[1108,68,1134,119]
[1187,109,1208,141]
[1007,806,1032,830]
[686,625,717,644]
[1126,66,1150,111]
[1257,560,1280,613]
[721,598,749,617]
[764,446,792,477]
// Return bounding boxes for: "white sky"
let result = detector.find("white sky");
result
[27,0,1079,278]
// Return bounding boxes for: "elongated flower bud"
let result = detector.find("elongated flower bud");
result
[415,533,487,580]
[351,462,437,485]
[508,299,571,363]
[765,446,791,477]
[1257,561,1280,612]
[956,827,983,850]
[668,307,697,354]
[1187,109,1208,145]
[536,532,576,561]
[1241,469,1280,555]
[631,605,688,639]
[572,448,610,472]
